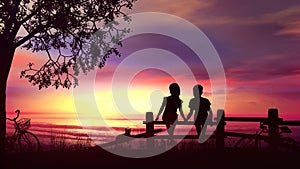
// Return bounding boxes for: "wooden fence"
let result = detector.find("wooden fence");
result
[142,108,300,151]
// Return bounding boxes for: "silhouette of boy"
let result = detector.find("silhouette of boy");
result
[186,84,211,136]
[155,83,185,135]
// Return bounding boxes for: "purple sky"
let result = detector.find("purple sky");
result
[124,0,300,116]
[6,0,300,119]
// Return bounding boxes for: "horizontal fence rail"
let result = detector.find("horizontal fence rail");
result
[140,108,300,151]
[102,108,300,151]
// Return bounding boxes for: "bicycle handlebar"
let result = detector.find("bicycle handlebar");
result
[6,109,21,122]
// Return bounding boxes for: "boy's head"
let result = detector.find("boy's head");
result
[169,83,180,96]
[193,84,203,98]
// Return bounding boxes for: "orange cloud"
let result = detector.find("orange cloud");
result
[132,0,213,15]
[130,0,219,25]
[256,5,300,39]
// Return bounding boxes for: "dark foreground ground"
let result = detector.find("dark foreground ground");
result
[3,147,300,169]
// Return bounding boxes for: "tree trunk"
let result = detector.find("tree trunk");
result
[0,39,15,154]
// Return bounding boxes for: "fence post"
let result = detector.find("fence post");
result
[268,108,279,150]
[124,127,131,136]
[216,109,225,151]
[146,112,154,137]
[146,112,154,148]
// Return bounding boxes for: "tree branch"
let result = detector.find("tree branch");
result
[14,21,50,48]
[3,0,21,39]
[18,4,44,26]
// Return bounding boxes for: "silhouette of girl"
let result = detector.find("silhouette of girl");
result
[155,83,185,135]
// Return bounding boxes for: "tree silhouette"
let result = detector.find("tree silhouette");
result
[0,0,136,153]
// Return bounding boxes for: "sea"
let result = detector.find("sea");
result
[6,111,300,151]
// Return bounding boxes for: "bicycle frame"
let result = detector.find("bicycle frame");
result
[5,109,41,152]
[8,122,23,140]
[234,121,298,151]
[6,110,22,144]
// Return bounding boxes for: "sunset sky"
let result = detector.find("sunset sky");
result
[6,0,300,126]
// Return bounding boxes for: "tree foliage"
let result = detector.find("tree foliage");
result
[0,0,136,89]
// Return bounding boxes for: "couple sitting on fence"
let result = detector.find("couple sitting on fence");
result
[155,83,211,136]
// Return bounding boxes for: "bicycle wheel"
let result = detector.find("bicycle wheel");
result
[4,136,17,152]
[234,137,257,149]
[277,137,299,152]
[18,131,40,152]
[234,135,270,150]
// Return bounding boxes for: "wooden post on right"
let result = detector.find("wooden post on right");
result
[268,108,279,151]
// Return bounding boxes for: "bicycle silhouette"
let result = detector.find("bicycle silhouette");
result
[234,121,299,152]
[5,109,40,152]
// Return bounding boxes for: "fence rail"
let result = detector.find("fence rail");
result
[139,108,300,151]
[101,108,300,150]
